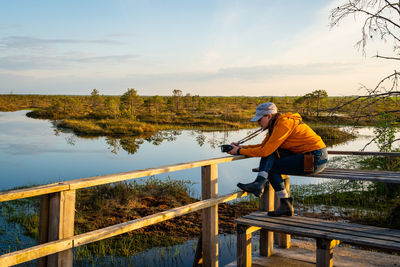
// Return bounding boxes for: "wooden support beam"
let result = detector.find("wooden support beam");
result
[47,190,76,267]
[38,195,50,267]
[316,239,340,267]
[201,164,218,267]
[237,225,260,267]
[259,182,274,256]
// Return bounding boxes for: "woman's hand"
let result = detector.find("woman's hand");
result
[228,144,240,155]
[230,142,243,148]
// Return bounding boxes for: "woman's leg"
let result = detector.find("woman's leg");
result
[237,151,287,198]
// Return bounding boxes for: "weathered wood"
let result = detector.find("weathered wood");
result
[47,190,76,267]
[261,214,400,239]
[327,150,400,157]
[0,183,69,202]
[1,151,399,203]
[259,183,274,256]
[247,214,400,242]
[235,216,400,251]
[201,164,219,267]
[0,155,246,202]
[0,238,73,267]
[310,168,400,183]
[316,239,340,267]
[237,225,260,267]
[38,195,49,267]
[0,191,248,266]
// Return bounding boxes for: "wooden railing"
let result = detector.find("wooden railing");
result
[0,151,399,267]
[0,155,250,267]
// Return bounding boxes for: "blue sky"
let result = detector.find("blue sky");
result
[0,0,394,96]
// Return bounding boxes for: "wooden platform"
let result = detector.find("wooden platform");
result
[252,167,400,183]
[309,168,400,184]
[226,238,400,267]
[235,212,400,267]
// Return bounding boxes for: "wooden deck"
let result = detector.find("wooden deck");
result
[236,212,400,252]
[226,238,400,267]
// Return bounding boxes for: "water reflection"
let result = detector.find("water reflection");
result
[55,126,354,156]
[0,110,381,194]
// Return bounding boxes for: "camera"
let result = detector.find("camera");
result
[220,144,233,153]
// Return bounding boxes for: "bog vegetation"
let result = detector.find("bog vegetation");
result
[1,89,397,137]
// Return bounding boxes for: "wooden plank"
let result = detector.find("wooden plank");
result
[0,191,248,266]
[259,183,274,256]
[1,152,398,203]
[237,225,257,267]
[201,164,218,267]
[244,214,400,243]
[309,171,400,183]
[47,191,76,267]
[68,155,245,190]
[234,217,400,251]
[0,183,70,202]
[0,238,73,267]
[0,155,246,202]
[251,214,400,240]
[58,190,75,267]
[327,151,400,157]
[248,212,400,237]
[38,195,49,267]
[316,239,340,267]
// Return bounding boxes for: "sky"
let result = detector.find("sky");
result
[0,0,396,96]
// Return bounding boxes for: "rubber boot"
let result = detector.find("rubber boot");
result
[267,197,294,217]
[237,176,267,198]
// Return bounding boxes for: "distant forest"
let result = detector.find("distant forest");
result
[0,89,398,136]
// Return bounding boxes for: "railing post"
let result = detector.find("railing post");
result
[38,195,50,267]
[259,182,274,256]
[39,190,76,267]
[201,164,218,267]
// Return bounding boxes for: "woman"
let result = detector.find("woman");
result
[227,102,328,217]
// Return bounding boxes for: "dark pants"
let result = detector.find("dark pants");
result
[258,147,328,192]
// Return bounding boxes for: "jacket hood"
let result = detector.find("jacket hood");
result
[283,112,302,121]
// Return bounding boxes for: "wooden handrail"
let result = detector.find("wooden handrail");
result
[0,191,248,266]
[0,155,246,202]
[328,151,400,157]
[2,151,399,203]
[1,150,399,266]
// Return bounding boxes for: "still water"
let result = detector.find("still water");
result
[0,111,384,266]
[0,111,382,194]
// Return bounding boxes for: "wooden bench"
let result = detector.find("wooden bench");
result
[235,212,400,267]
[252,167,400,184]
[240,151,400,267]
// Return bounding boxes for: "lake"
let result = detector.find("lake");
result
[0,110,386,266]
[0,111,382,194]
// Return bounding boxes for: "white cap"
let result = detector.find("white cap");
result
[250,102,278,122]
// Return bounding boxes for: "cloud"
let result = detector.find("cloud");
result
[0,36,123,50]
[0,54,138,70]
[215,63,353,81]
[74,54,138,63]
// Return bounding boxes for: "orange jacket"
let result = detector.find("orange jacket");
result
[240,113,326,157]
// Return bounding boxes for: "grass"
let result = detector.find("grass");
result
[57,119,157,136]
[2,155,398,262]
[0,177,256,259]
